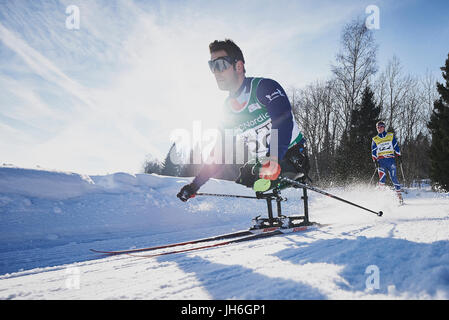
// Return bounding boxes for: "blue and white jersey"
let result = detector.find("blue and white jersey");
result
[372,131,401,161]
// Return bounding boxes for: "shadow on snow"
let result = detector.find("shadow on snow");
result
[157,254,326,299]
[159,236,449,299]
[273,236,449,298]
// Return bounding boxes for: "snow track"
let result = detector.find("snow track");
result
[1,166,449,299]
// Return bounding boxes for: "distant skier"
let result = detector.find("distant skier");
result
[371,121,403,204]
[177,39,309,202]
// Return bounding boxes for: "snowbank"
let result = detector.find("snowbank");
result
[0,166,262,256]
[0,166,96,199]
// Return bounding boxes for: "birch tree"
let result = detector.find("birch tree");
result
[331,19,378,133]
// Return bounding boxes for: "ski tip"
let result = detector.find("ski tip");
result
[90,249,114,254]
[90,249,103,253]
[378,211,383,217]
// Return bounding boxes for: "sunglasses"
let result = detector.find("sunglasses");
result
[208,56,236,73]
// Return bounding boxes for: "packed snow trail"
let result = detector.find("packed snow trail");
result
[1,166,449,299]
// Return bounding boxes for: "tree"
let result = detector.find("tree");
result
[331,19,378,134]
[333,129,351,184]
[401,132,431,185]
[350,86,381,178]
[290,80,338,183]
[377,56,417,136]
[421,69,440,135]
[143,154,163,174]
[161,142,183,177]
[427,53,449,190]
[334,85,380,183]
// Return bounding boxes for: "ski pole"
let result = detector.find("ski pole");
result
[399,163,406,186]
[399,162,409,194]
[369,167,377,184]
[280,177,383,217]
[196,192,259,199]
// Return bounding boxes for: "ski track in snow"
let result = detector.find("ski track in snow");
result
[0,166,449,299]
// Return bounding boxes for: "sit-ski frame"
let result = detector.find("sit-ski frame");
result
[252,183,312,229]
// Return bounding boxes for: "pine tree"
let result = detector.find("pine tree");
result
[428,53,449,190]
[349,86,381,180]
[402,132,431,183]
[333,129,350,184]
[335,86,380,183]
[161,143,183,177]
[143,156,163,174]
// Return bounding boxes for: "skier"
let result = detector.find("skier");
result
[177,39,309,202]
[371,121,404,204]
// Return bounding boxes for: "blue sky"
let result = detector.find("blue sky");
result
[0,0,448,174]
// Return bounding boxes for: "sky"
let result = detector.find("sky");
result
[0,0,448,175]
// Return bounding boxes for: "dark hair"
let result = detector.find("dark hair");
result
[209,39,245,64]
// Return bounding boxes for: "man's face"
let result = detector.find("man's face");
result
[377,125,385,134]
[210,50,239,91]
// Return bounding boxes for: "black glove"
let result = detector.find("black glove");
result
[396,155,402,164]
[235,161,258,188]
[177,183,199,202]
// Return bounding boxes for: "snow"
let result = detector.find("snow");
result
[1,165,449,300]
